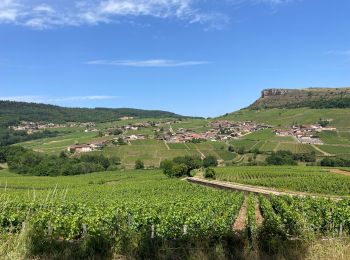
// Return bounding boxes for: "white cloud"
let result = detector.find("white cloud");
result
[33,4,55,14]
[0,0,19,22]
[86,59,210,67]
[0,95,43,103]
[0,0,225,29]
[0,0,299,29]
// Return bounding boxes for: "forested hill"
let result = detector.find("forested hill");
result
[0,100,187,126]
[249,87,350,109]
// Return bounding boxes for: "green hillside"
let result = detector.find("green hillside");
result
[0,100,188,127]
[222,107,350,129]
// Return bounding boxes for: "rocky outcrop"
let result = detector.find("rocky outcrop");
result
[261,89,294,98]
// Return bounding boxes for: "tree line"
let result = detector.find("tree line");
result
[0,146,121,176]
[0,129,60,146]
[160,155,218,178]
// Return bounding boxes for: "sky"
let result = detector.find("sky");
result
[0,0,349,117]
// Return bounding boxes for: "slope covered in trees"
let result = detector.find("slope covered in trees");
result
[0,100,187,127]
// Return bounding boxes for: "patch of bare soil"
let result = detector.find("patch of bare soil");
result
[329,169,350,177]
[233,197,247,231]
[255,201,263,227]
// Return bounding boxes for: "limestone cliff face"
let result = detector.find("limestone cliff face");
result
[261,89,294,98]
[248,87,350,109]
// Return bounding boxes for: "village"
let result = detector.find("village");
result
[273,123,336,145]
[10,121,96,134]
[67,120,271,153]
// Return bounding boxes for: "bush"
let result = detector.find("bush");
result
[228,146,235,152]
[135,159,145,170]
[161,156,202,178]
[204,168,216,179]
[320,157,350,167]
[172,164,189,177]
[237,147,245,155]
[266,151,297,165]
[160,159,175,177]
[203,156,218,168]
[173,156,202,174]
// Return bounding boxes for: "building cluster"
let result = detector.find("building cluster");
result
[158,120,270,143]
[10,121,97,134]
[10,121,67,134]
[274,124,336,145]
[67,141,107,153]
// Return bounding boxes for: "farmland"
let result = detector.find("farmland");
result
[214,166,350,196]
[1,167,350,259]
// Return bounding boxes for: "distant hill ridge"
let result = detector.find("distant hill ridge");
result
[0,100,189,127]
[250,87,350,109]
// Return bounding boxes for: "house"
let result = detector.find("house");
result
[120,116,134,121]
[68,145,93,153]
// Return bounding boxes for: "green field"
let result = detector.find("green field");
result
[18,131,111,154]
[214,166,350,196]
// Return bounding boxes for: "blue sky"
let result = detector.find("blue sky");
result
[0,0,349,117]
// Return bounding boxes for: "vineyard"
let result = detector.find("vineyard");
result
[214,166,350,196]
[1,168,350,258]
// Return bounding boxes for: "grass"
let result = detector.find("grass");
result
[18,131,111,154]
[315,145,350,155]
[319,131,350,145]
[222,108,350,129]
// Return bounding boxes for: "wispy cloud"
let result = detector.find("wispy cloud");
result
[86,59,210,67]
[0,0,228,30]
[0,0,298,30]
[47,96,119,102]
[0,95,119,103]
[325,50,350,57]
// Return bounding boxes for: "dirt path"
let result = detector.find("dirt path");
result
[186,177,344,200]
[233,197,247,231]
[311,144,333,156]
[329,168,350,177]
[195,146,206,160]
[255,200,263,227]
[164,141,170,150]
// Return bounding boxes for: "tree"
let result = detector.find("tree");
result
[135,159,145,170]
[203,156,218,168]
[113,129,123,135]
[266,151,297,165]
[172,164,189,177]
[116,137,127,145]
[204,168,216,179]
[160,159,175,177]
[173,156,202,174]
[237,147,245,155]
[228,146,235,153]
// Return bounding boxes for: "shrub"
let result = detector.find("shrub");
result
[135,159,145,170]
[172,164,189,177]
[203,156,218,168]
[266,151,297,165]
[204,168,216,179]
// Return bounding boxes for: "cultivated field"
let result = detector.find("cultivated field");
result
[0,168,350,259]
[214,166,350,196]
